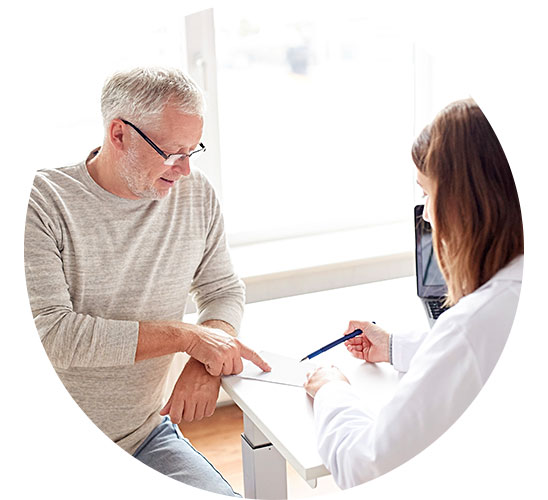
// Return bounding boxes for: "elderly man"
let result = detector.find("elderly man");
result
[24,67,269,496]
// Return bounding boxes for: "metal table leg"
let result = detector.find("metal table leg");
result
[241,413,288,499]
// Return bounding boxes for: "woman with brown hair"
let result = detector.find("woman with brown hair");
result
[304,98,524,489]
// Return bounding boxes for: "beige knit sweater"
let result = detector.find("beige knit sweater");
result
[24,153,244,454]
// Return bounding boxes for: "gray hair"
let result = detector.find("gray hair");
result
[101,67,205,130]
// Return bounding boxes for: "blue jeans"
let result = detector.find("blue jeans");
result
[133,416,240,497]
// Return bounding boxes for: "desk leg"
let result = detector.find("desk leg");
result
[241,414,288,499]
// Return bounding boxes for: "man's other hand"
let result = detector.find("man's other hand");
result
[160,357,221,424]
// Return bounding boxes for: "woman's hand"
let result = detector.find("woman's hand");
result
[304,365,350,398]
[343,321,390,363]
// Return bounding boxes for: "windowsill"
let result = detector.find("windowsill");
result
[184,222,415,314]
[230,221,416,303]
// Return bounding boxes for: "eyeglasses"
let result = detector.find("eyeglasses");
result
[121,119,206,166]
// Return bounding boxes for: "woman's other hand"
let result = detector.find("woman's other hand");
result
[304,365,350,398]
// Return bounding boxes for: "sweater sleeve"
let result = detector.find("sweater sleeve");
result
[190,176,245,333]
[24,185,139,369]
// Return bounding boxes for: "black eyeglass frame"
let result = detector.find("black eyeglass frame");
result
[120,118,206,165]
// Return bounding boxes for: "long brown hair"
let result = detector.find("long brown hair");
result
[412,98,523,305]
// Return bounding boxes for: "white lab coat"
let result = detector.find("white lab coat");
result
[313,255,523,489]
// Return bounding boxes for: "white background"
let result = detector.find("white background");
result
[2,1,547,499]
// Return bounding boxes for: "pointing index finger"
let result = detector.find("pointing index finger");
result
[239,344,271,372]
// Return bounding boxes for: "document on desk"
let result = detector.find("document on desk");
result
[229,351,317,387]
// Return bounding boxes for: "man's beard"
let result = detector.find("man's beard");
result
[118,148,164,200]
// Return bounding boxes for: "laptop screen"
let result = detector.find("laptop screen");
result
[414,205,447,298]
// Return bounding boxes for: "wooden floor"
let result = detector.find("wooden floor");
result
[179,404,340,498]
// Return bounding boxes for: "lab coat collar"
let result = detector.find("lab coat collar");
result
[490,254,524,282]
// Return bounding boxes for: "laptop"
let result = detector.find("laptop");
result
[414,204,450,326]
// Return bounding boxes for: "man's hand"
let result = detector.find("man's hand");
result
[136,320,271,376]
[160,357,220,424]
[185,325,271,377]
[304,365,350,398]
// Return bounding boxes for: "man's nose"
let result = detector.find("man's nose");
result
[170,158,191,176]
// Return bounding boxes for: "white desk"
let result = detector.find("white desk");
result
[221,276,429,499]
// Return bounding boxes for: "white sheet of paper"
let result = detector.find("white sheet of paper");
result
[229,351,316,387]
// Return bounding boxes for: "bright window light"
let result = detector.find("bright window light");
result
[211,2,416,244]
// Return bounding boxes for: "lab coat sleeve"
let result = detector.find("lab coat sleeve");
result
[313,381,381,486]
[313,329,483,489]
[391,328,429,373]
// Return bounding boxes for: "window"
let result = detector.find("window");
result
[41,4,466,286]
[186,3,421,246]
[24,3,475,303]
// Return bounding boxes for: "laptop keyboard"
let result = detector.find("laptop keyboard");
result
[426,300,449,319]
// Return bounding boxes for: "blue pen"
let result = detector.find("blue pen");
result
[300,328,364,362]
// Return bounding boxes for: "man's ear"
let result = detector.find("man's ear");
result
[108,119,127,151]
